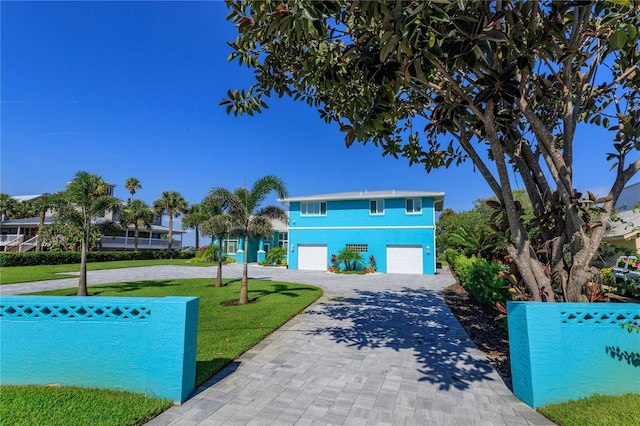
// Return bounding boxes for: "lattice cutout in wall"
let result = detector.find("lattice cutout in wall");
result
[0,303,151,320]
[560,309,639,325]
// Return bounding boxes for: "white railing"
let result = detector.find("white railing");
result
[0,234,23,252]
[100,236,182,250]
[19,235,38,252]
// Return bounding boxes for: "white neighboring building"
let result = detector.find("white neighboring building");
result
[0,184,184,252]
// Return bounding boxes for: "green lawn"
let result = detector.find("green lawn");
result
[0,277,323,425]
[538,393,640,426]
[0,259,214,284]
[0,386,173,426]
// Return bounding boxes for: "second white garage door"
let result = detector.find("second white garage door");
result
[298,244,328,271]
[386,245,423,274]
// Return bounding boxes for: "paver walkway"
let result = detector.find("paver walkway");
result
[1,264,554,425]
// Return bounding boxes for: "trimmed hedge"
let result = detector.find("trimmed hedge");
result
[0,250,193,267]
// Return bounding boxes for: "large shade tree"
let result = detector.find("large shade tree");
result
[153,191,188,251]
[59,171,121,296]
[205,175,288,304]
[224,0,640,302]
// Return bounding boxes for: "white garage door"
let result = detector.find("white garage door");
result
[386,245,423,274]
[298,244,328,271]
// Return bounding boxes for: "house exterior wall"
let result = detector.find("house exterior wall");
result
[287,197,437,274]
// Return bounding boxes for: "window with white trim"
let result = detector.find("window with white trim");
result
[406,198,422,214]
[278,232,288,252]
[301,201,327,216]
[369,199,384,215]
[346,244,368,252]
[223,239,238,254]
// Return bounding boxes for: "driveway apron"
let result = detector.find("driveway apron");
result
[1,265,554,425]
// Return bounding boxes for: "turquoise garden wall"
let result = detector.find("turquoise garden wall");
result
[507,301,639,408]
[0,296,199,403]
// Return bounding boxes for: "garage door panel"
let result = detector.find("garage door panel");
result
[386,245,423,274]
[298,244,328,271]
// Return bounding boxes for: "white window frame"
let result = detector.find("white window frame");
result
[369,199,385,215]
[301,201,327,216]
[223,238,239,254]
[278,232,289,253]
[406,198,422,214]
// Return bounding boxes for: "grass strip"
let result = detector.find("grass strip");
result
[0,385,173,426]
[538,393,640,426]
[0,259,214,284]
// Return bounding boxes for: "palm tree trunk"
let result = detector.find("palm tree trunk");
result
[36,211,45,251]
[216,257,223,288]
[134,226,139,251]
[239,236,249,304]
[78,223,90,296]
[168,214,173,251]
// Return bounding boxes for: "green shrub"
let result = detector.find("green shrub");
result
[451,253,510,311]
[443,248,459,265]
[600,266,614,287]
[0,250,192,267]
[452,254,476,284]
[464,259,509,309]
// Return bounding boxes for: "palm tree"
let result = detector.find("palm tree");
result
[120,199,154,250]
[0,193,18,221]
[31,192,63,251]
[153,191,188,251]
[125,177,142,202]
[182,203,210,250]
[206,175,288,305]
[450,225,494,259]
[59,171,121,296]
[201,214,235,287]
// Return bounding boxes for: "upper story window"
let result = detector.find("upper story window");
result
[406,198,422,214]
[369,199,384,215]
[301,201,326,216]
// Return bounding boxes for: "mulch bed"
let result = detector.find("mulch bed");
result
[441,268,512,389]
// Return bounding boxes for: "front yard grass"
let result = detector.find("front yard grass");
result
[538,393,640,426]
[0,386,173,426]
[0,278,322,425]
[0,259,213,284]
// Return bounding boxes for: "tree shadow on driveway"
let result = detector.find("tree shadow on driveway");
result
[305,287,499,391]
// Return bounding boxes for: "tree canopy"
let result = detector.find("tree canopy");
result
[224,0,640,301]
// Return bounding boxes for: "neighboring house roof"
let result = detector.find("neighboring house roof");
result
[279,190,445,211]
[11,194,44,202]
[0,217,55,227]
[605,210,640,240]
[615,182,640,211]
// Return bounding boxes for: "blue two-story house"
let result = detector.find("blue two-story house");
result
[278,190,445,275]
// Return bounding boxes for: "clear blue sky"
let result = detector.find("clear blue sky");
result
[0,1,625,246]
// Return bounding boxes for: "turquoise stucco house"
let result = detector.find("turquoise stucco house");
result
[278,190,445,275]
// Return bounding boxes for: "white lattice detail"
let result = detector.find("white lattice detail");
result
[560,309,639,325]
[0,303,151,320]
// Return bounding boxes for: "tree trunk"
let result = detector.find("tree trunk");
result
[216,257,223,288]
[36,211,45,252]
[77,223,90,296]
[239,236,249,304]
[134,226,139,251]
[168,214,173,251]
